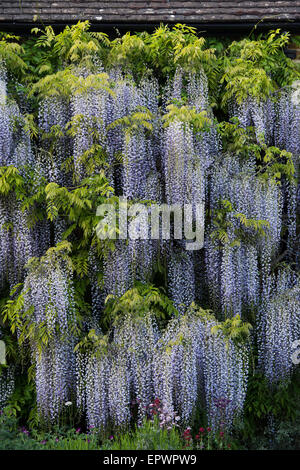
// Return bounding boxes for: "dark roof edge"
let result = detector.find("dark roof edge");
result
[0,20,299,35]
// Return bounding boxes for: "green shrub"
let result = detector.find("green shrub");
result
[0,408,43,450]
[101,417,184,450]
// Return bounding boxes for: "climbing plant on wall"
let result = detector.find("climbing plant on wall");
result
[0,22,299,439]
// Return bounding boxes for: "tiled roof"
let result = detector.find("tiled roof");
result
[0,1,300,25]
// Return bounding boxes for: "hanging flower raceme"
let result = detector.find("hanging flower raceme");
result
[275,88,300,157]
[164,68,218,172]
[107,80,160,203]
[167,245,195,314]
[0,365,14,410]
[105,76,140,189]
[0,67,33,169]
[22,243,77,422]
[75,306,159,430]
[229,96,274,144]
[38,96,72,186]
[154,305,250,431]
[0,192,49,289]
[103,236,158,301]
[71,89,107,181]
[76,339,110,431]
[257,269,300,385]
[87,246,103,322]
[227,89,299,270]
[112,311,159,425]
[122,128,158,201]
[163,118,205,208]
[103,240,133,299]
[204,316,250,432]
[206,155,283,315]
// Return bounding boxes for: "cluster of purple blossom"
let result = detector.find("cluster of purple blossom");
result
[258,268,300,385]
[75,307,248,432]
[0,67,33,169]
[22,249,76,421]
[0,194,50,289]
[154,306,249,431]
[0,364,14,410]
[0,70,50,290]
[205,155,283,317]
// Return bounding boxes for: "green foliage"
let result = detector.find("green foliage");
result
[108,24,205,77]
[162,104,212,133]
[245,373,298,422]
[185,425,233,450]
[145,23,216,81]
[23,21,109,83]
[44,173,115,253]
[218,119,260,156]
[236,371,300,448]
[0,32,27,76]
[74,328,109,356]
[45,431,99,450]
[29,69,113,100]
[51,21,109,67]
[1,22,298,109]
[221,30,299,107]
[218,119,296,183]
[103,282,178,330]
[107,32,147,76]
[0,408,43,450]
[0,414,183,450]
[211,314,252,346]
[210,198,270,247]
[0,166,25,197]
[255,145,296,183]
[0,166,46,229]
[174,36,216,72]
[221,62,273,106]
[101,415,184,450]
[24,22,217,90]
[5,376,36,422]
[2,285,48,352]
[108,106,154,135]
